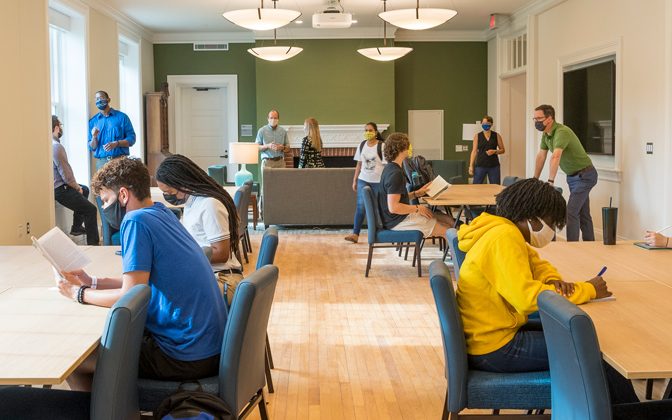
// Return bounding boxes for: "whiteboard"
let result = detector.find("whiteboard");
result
[408,110,444,160]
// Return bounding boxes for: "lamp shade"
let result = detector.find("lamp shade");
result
[357,47,413,62]
[248,46,303,61]
[222,8,301,31]
[229,142,260,164]
[379,8,457,30]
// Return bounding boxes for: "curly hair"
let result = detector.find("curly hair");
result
[383,132,410,162]
[91,157,151,200]
[496,178,567,229]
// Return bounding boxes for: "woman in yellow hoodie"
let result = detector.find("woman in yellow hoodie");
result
[456,178,610,372]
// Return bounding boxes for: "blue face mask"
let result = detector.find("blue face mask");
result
[96,99,108,110]
[534,119,546,132]
[482,123,492,131]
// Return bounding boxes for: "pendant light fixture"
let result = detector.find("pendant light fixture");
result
[247,2,303,63]
[379,0,457,31]
[223,0,301,31]
[357,0,412,62]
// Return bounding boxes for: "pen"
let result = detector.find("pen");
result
[597,266,607,277]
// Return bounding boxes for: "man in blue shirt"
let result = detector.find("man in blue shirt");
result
[58,157,226,389]
[88,90,136,171]
[255,109,288,214]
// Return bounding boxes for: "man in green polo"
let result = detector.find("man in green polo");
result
[533,104,597,241]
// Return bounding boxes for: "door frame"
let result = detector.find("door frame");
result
[167,74,238,158]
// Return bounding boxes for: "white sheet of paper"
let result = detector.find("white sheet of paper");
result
[426,175,451,198]
[32,227,91,274]
[590,295,616,303]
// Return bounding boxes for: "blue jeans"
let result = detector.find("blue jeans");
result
[473,165,501,185]
[353,179,379,235]
[566,166,598,241]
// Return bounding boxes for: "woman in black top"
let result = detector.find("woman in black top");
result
[298,117,325,168]
[468,116,505,184]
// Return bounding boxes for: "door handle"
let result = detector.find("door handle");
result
[220,155,228,158]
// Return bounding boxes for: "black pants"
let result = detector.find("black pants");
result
[54,185,99,245]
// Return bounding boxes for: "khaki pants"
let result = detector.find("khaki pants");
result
[259,157,286,215]
[217,271,245,306]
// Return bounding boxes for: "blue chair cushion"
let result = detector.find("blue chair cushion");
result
[466,370,551,409]
[138,376,219,411]
[376,229,423,244]
[110,231,121,246]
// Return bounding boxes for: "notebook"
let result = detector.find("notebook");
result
[634,241,672,250]
[426,175,451,199]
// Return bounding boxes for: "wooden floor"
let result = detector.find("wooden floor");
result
[246,229,661,420]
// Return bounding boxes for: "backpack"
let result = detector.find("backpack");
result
[358,140,383,161]
[155,382,234,420]
[402,155,436,191]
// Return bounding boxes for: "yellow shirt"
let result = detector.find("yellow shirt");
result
[456,213,596,356]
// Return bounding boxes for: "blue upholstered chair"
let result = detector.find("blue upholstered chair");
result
[429,261,551,419]
[208,165,235,186]
[361,186,424,277]
[0,285,151,420]
[502,176,520,187]
[255,226,279,394]
[537,291,672,420]
[233,184,252,263]
[443,228,465,281]
[95,196,120,246]
[138,265,279,420]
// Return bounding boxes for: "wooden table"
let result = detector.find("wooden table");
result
[538,241,672,379]
[424,184,504,226]
[0,246,121,385]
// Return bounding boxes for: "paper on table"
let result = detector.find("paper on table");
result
[590,295,616,303]
[426,175,451,199]
[31,227,91,274]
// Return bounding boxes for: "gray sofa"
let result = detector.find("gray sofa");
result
[263,167,357,227]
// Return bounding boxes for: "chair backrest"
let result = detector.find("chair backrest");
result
[445,228,465,281]
[208,165,227,186]
[537,291,612,420]
[256,226,279,270]
[91,284,151,420]
[502,176,520,187]
[448,175,466,185]
[218,265,279,415]
[95,196,120,246]
[362,186,383,245]
[202,245,213,261]
[234,184,251,234]
[429,261,469,413]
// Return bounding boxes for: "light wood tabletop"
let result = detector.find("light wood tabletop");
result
[539,241,672,379]
[0,246,121,385]
[424,184,503,206]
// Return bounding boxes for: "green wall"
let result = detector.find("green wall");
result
[394,42,488,161]
[254,39,395,127]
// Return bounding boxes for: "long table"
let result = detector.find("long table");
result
[537,241,672,379]
[0,246,121,385]
[424,184,504,226]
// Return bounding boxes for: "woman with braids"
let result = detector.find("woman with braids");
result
[456,178,612,372]
[156,154,243,303]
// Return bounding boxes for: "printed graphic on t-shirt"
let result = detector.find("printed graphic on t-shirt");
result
[364,154,377,172]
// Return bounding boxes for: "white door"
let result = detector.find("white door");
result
[500,73,527,178]
[180,87,236,181]
[408,110,444,160]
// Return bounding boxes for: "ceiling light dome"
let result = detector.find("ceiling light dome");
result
[248,46,303,61]
[223,0,301,31]
[379,1,457,30]
[357,47,412,62]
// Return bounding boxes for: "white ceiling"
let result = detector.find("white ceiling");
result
[105,0,535,38]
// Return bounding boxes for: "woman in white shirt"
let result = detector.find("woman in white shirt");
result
[344,122,386,243]
[156,154,243,303]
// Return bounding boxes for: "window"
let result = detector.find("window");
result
[49,25,65,118]
[118,35,142,159]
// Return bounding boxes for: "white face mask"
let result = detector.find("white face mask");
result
[527,218,555,248]
[268,118,278,127]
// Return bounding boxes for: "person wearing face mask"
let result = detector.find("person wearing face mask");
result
[344,122,386,244]
[468,116,505,184]
[88,90,136,171]
[52,115,99,245]
[156,154,243,304]
[256,109,288,215]
[57,157,227,390]
[456,178,611,374]
[298,117,325,168]
[533,104,597,242]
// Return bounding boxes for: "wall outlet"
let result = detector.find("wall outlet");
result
[646,142,653,154]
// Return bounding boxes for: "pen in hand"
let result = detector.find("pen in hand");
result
[597,266,607,277]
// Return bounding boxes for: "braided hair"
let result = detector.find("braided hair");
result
[156,154,241,261]
[496,178,567,229]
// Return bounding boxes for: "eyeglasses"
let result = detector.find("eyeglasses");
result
[532,116,547,122]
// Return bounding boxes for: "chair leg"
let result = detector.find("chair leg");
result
[416,243,422,277]
[266,334,274,369]
[442,245,450,262]
[365,245,373,277]
[245,229,252,253]
[397,242,403,256]
[265,347,275,393]
[442,390,449,420]
[411,246,417,267]
[241,236,249,263]
[663,379,672,399]
[404,243,410,260]
[646,379,654,400]
[258,390,270,420]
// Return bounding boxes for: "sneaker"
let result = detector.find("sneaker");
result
[344,234,358,243]
[70,226,86,236]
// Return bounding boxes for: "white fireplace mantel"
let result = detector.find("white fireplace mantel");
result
[284,124,390,148]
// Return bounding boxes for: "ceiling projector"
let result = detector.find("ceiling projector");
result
[312,5,353,29]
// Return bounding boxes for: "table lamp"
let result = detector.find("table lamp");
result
[229,142,259,187]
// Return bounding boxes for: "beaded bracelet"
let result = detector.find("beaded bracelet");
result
[77,285,90,304]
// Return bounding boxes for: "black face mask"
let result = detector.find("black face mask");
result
[102,197,127,230]
[163,193,187,206]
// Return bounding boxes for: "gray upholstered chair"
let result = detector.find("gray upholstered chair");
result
[95,196,120,246]
[138,265,279,420]
[429,261,551,419]
[502,176,520,187]
[0,285,151,420]
[233,184,252,263]
[443,228,466,281]
[255,226,279,394]
[361,186,424,277]
[537,291,672,420]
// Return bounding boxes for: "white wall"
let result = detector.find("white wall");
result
[0,0,54,244]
